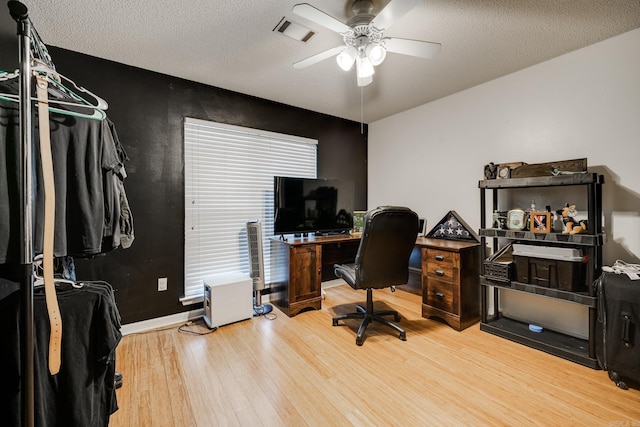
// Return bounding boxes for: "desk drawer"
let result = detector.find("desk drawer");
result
[425,249,460,282]
[425,248,458,267]
[425,263,459,282]
[424,279,459,315]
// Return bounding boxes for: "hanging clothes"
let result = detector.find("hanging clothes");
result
[0,278,121,427]
[0,99,134,263]
[2,8,127,426]
[101,118,135,251]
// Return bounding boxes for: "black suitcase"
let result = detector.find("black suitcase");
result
[595,271,640,389]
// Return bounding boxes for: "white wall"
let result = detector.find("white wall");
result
[369,28,640,338]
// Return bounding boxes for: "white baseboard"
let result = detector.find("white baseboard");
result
[121,309,204,336]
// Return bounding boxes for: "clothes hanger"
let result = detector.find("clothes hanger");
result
[0,62,108,120]
[32,61,109,110]
[0,81,107,121]
[0,91,107,121]
[28,23,108,113]
[1,16,107,120]
[0,69,20,81]
[32,255,84,288]
[33,276,82,289]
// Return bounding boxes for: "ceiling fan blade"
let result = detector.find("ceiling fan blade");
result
[292,3,350,34]
[382,38,442,59]
[293,46,345,69]
[370,0,421,30]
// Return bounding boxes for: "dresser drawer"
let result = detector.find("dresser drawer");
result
[425,263,459,282]
[425,248,457,267]
[424,279,459,315]
[425,248,460,282]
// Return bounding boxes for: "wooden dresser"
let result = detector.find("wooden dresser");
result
[417,238,481,331]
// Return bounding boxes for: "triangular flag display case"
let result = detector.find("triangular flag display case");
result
[426,210,479,242]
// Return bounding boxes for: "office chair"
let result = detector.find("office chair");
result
[333,206,419,345]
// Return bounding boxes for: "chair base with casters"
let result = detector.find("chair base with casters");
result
[332,288,406,346]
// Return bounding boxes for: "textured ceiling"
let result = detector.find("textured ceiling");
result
[2,0,640,123]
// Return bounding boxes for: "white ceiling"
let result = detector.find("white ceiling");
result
[3,0,640,123]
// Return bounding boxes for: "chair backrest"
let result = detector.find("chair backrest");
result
[353,206,419,289]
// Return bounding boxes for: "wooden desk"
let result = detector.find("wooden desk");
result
[269,234,360,317]
[269,235,480,330]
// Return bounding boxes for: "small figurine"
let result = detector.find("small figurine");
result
[484,162,497,180]
[492,210,507,229]
[556,204,588,234]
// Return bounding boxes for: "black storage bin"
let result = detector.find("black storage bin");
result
[512,244,586,291]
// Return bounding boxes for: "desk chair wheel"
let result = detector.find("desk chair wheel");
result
[354,325,405,346]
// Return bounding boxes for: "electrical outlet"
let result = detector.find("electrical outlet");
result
[158,277,168,292]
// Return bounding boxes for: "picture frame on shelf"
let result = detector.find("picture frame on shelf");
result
[352,211,366,233]
[507,209,526,230]
[418,218,427,236]
[530,211,552,233]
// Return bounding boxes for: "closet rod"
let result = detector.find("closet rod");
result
[8,1,35,426]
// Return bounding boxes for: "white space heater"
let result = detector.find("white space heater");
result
[203,273,253,329]
[246,219,273,315]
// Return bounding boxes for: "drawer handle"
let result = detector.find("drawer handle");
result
[435,269,445,276]
[434,254,445,261]
[435,292,445,299]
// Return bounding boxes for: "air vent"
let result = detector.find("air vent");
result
[273,17,315,43]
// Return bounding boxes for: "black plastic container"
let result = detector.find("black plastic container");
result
[512,244,586,291]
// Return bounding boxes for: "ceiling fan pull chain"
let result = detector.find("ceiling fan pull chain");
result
[360,86,364,134]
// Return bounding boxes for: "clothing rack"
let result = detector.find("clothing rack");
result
[3,4,124,424]
[8,2,37,426]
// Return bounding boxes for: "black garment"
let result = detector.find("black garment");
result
[0,101,132,263]
[0,279,121,427]
[0,102,21,264]
[33,108,120,258]
[101,119,134,252]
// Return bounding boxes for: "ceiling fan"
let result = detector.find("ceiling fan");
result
[292,0,442,87]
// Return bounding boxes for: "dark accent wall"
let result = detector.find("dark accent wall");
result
[0,38,368,324]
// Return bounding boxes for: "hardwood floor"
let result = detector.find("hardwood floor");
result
[110,284,640,426]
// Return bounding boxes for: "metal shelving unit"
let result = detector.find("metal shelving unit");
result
[479,173,604,369]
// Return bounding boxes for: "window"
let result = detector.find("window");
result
[183,118,317,304]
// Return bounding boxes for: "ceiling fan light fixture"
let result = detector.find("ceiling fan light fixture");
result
[355,54,374,86]
[291,0,442,88]
[356,55,374,79]
[336,46,357,71]
[357,74,373,87]
[366,44,386,66]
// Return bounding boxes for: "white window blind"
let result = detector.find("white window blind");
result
[183,117,317,303]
